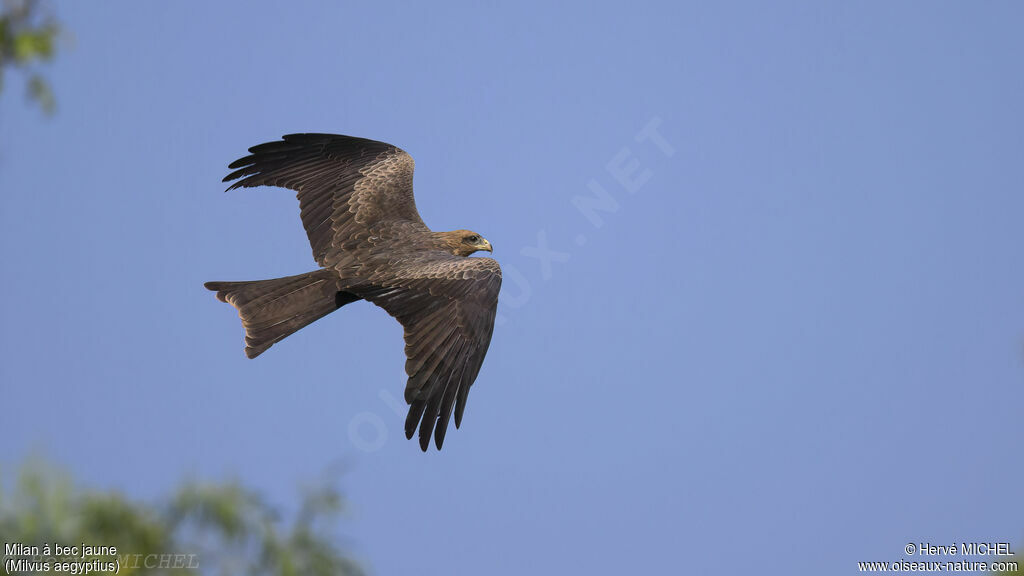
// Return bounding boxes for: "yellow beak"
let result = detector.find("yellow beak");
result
[480,239,493,252]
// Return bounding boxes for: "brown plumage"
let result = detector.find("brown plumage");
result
[204,133,501,451]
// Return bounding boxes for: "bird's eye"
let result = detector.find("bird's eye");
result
[466,235,479,243]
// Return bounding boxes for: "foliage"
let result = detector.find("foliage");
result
[0,0,59,114]
[0,459,364,576]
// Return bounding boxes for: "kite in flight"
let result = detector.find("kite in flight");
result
[204,134,501,451]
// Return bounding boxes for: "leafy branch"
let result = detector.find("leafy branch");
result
[0,0,60,114]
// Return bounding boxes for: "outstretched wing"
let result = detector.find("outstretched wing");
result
[356,256,502,451]
[223,133,427,266]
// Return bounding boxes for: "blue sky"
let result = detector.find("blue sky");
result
[2,1,1022,574]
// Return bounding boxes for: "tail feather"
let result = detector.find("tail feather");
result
[204,269,359,358]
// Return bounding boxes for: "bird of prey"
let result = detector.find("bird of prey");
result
[204,134,501,451]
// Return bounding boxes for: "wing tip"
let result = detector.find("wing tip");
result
[227,156,255,170]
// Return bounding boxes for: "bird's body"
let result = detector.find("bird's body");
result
[205,134,500,451]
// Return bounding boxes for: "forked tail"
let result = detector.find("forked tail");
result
[204,269,360,358]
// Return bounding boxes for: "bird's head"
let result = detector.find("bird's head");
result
[435,229,493,257]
